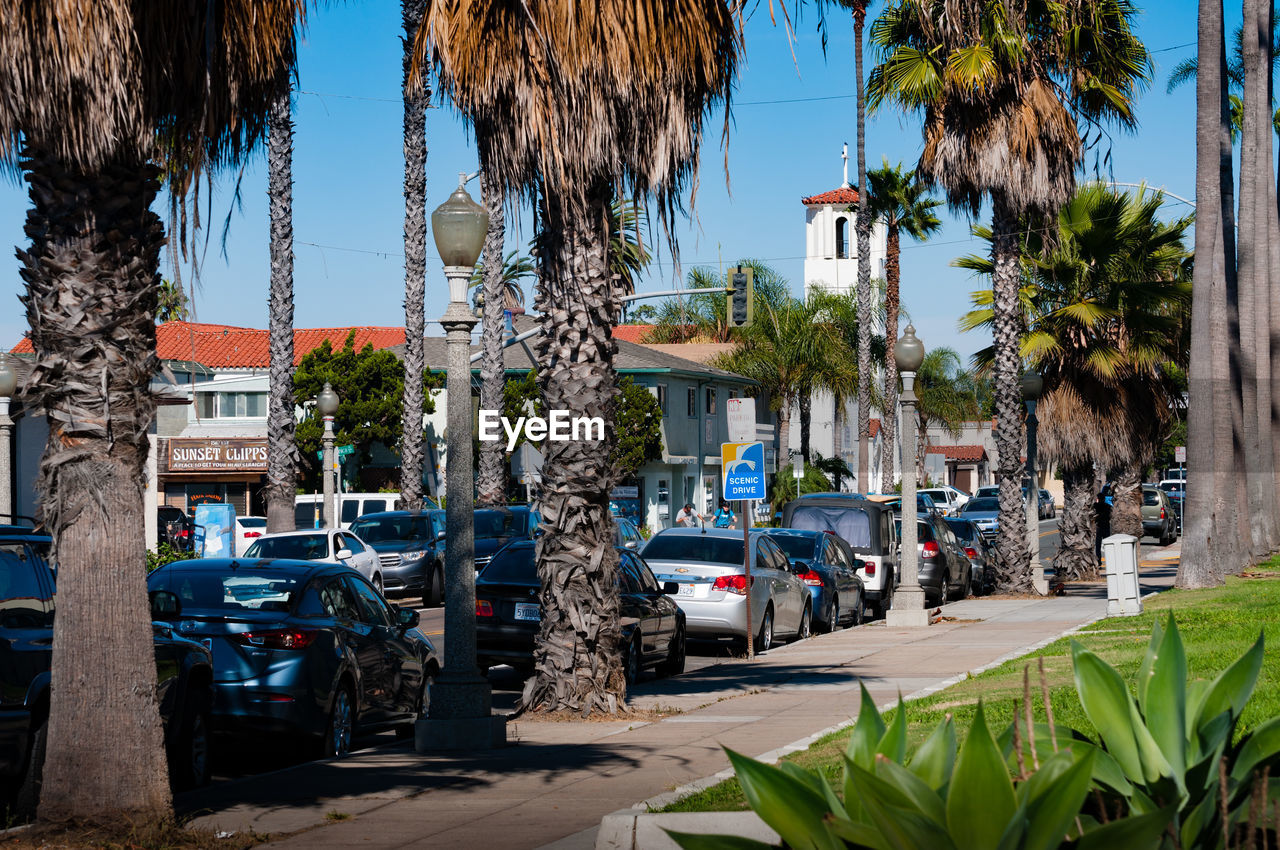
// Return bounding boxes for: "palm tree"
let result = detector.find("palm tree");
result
[400,0,431,512]
[156,279,189,323]
[868,0,1150,592]
[914,348,980,482]
[644,261,790,344]
[476,163,512,507]
[959,184,1192,583]
[470,249,535,313]
[866,160,941,493]
[609,197,652,297]
[418,0,740,714]
[0,1,302,821]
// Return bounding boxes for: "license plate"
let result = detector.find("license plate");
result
[514,602,541,621]
[678,583,696,597]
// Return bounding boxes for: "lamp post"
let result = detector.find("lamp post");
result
[316,382,339,528]
[417,173,506,750]
[0,355,15,522]
[886,326,930,627]
[1021,370,1049,595]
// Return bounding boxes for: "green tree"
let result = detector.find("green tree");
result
[914,348,981,483]
[156,279,189,323]
[1,0,303,822]
[609,198,652,296]
[645,261,790,344]
[866,160,942,492]
[293,332,436,488]
[470,249,534,313]
[611,377,664,478]
[868,0,1150,592]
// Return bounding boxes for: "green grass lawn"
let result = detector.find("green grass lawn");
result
[660,558,1280,813]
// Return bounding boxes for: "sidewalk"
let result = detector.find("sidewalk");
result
[180,552,1179,849]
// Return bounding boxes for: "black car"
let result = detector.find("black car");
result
[157,506,194,551]
[349,510,446,607]
[473,506,541,572]
[0,533,213,816]
[758,528,865,632]
[148,559,438,757]
[944,518,993,596]
[475,540,686,684]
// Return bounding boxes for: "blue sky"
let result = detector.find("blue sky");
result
[0,2,1208,362]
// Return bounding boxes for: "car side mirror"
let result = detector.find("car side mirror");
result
[335,548,353,560]
[436,530,447,541]
[662,581,680,595]
[395,606,420,630]
[625,540,638,549]
[150,590,181,620]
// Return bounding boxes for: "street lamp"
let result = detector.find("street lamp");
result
[316,382,340,528]
[417,174,506,750]
[0,355,15,523]
[886,326,930,627]
[1021,370,1049,595]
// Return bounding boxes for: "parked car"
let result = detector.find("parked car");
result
[473,506,541,572]
[641,527,811,652]
[147,558,437,757]
[919,487,970,516]
[782,495,900,619]
[975,485,999,499]
[475,540,686,682]
[242,528,384,591]
[613,516,644,550]
[955,496,1000,543]
[1157,479,1185,520]
[158,505,194,551]
[234,515,267,557]
[0,533,214,816]
[756,528,864,631]
[944,518,994,595]
[894,515,973,605]
[348,511,446,606]
[1141,484,1178,545]
[293,493,412,530]
[1037,489,1056,520]
[865,492,942,517]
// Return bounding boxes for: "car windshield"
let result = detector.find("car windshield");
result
[1142,489,1161,506]
[151,569,305,612]
[920,490,947,502]
[893,519,934,540]
[642,534,745,564]
[976,487,998,498]
[480,545,536,583]
[1159,482,1184,493]
[944,519,978,542]
[473,510,529,539]
[788,505,872,549]
[238,517,267,529]
[244,534,329,560]
[961,498,999,513]
[349,516,434,543]
[765,534,819,560]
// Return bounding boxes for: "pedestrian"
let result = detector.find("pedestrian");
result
[675,503,701,528]
[712,500,735,529]
[1094,490,1112,563]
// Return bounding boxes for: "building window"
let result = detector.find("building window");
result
[728,389,738,400]
[836,216,850,259]
[196,391,268,419]
[656,384,668,416]
[196,393,216,419]
[687,387,696,418]
[705,387,717,415]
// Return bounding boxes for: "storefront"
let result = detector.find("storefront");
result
[159,436,269,517]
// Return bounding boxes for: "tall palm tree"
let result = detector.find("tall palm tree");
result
[868,0,1150,592]
[418,0,740,715]
[1181,0,1239,589]
[266,78,298,537]
[959,184,1192,583]
[914,348,980,482]
[476,163,509,507]
[400,0,431,512]
[470,250,535,312]
[0,1,302,821]
[644,261,790,344]
[866,160,941,493]
[609,197,652,297]
[156,279,189,323]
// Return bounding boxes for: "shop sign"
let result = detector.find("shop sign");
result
[168,438,268,472]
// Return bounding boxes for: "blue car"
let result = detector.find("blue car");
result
[755,528,865,632]
[147,559,438,758]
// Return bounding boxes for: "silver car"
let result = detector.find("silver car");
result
[242,528,385,592]
[641,528,811,652]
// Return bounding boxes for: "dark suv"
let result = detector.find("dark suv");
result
[0,532,214,815]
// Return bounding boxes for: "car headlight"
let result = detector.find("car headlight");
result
[400,550,427,561]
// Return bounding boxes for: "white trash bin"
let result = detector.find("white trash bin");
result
[1102,533,1142,617]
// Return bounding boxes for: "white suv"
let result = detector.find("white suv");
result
[919,486,971,516]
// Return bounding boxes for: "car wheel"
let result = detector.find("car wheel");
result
[873,575,894,619]
[624,635,642,687]
[825,595,840,633]
[170,687,211,791]
[960,567,972,600]
[14,718,46,818]
[796,603,812,641]
[320,685,355,759]
[657,623,686,678]
[755,606,774,653]
[938,574,950,607]
[372,574,384,595]
[423,563,444,608]
[397,665,435,739]
[850,591,865,626]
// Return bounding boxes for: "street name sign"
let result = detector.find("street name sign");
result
[726,397,756,443]
[722,441,766,501]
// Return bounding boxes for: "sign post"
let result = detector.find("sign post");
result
[1175,445,1186,534]
[723,441,766,659]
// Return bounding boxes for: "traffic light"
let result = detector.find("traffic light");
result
[729,265,754,328]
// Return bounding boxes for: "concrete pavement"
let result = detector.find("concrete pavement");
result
[179,549,1179,849]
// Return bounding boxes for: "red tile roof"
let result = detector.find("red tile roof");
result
[926,444,987,462]
[10,321,406,369]
[612,324,654,344]
[868,418,881,439]
[801,186,860,206]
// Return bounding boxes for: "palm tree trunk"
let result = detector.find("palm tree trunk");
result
[477,161,508,507]
[880,222,901,494]
[1110,465,1142,539]
[399,0,429,512]
[777,400,792,478]
[853,6,872,494]
[1052,465,1098,581]
[266,82,298,534]
[832,404,844,490]
[19,148,172,820]
[799,390,813,464]
[1181,0,1237,588]
[521,181,624,715]
[1251,0,1278,554]
[989,194,1030,592]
